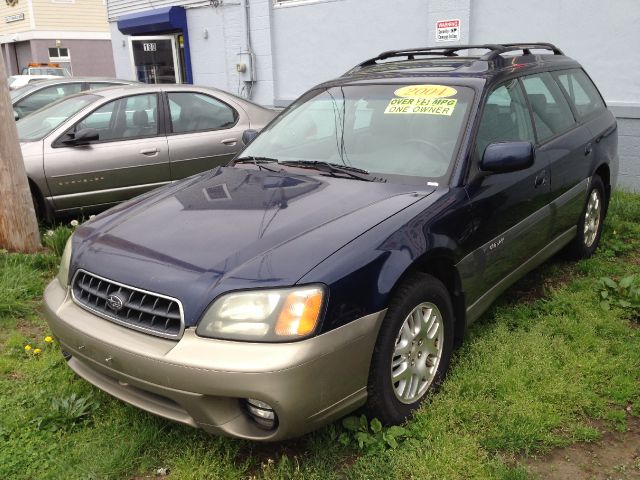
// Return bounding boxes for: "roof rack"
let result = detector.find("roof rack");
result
[350,43,564,72]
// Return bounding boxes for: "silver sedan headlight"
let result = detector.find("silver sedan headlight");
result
[196,285,325,342]
[57,236,73,287]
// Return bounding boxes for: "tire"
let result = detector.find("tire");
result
[366,273,454,425]
[30,188,42,223]
[566,175,606,259]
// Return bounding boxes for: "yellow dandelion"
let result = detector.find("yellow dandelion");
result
[33,348,42,354]
[24,345,32,351]
[44,336,54,343]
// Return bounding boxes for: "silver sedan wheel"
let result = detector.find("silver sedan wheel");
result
[584,189,602,248]
[391,302,444,404]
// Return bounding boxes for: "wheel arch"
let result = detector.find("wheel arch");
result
[593,163,611,209]
[389,248,466,348]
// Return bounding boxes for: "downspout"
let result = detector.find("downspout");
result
[240,0,256,99]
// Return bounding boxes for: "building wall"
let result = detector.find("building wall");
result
[468,0,640,190]
[106,0,204,21]
[31,0,110,32]
[29,38,115,76]
[0,1,33,35]
[108,1,275,105]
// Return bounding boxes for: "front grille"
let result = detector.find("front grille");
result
[71,270,184,339]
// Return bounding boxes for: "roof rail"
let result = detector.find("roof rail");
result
[349,43,564,72]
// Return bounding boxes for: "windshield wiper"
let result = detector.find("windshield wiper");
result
[233,156,281,172]
[279,160,379,182]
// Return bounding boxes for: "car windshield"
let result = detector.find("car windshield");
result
[29,68,69,76]
[241,83,473,181]
[17,94,100,142]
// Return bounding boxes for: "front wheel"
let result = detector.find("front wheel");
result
[566,175,606,259]
[366,273,454,425]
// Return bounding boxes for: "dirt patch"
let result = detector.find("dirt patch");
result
[15,318,48,340]
[503,259,577,304]
[523,416,640,479]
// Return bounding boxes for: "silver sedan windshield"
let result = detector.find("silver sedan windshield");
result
[17,94,99,142]
[242,84,473,180]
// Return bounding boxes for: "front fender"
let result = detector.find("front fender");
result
[299,188,471,334]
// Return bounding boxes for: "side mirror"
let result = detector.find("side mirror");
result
[480,142,534,173]
[61,128,99,146]
[242,129,259,146]
[13,110,19,121]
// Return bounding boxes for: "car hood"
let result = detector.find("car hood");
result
[72,166,436,326]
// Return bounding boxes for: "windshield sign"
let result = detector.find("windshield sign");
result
[241,84,473,181]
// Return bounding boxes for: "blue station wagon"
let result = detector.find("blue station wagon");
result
[44,43,618,441]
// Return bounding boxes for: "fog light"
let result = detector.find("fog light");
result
[245,398,277,430]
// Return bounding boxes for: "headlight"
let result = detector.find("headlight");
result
[57,236,73,287]
[196,285,325,342]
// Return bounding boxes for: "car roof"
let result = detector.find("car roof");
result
[87,83,269,108]
[12,77,137,95]
[330,43,582,87]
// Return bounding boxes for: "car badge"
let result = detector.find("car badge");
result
[106,293,125,312]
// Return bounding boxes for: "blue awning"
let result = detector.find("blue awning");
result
[117,6,193,84]
[117,6,187,36]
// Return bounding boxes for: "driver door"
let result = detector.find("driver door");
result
[43,93,170,212]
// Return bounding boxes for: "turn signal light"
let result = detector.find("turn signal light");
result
[274,289,323,337]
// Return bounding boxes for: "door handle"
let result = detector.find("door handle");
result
[221,138,237,146]
[584,143,593,156]
[140,148,159,156]
[534,172,546,188]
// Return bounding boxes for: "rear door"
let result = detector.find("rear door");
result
[165,91,247,180]
[43,92,171,211]
[553,68,617,189]
[521,72,590,239]
[461,78,549,307]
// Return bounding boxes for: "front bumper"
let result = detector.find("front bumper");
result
[43,278,385,441]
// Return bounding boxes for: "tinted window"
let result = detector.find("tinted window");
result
[475,79,535,158]
[15,83,83,117]
[73,94,159,142]
[522,73,576,142]
[168,92,237,133]
[555,69,605,120]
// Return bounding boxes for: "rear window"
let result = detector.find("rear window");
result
[554,69,606,120]
[521,72,576,143]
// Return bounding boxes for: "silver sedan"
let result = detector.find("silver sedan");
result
[17,84,277,219]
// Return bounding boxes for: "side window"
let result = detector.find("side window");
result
[168,92,237,134]
[521,72,576,142]
[73,94,159,142]
[15,83,83,117]
[475,79,535,159]
[554,69,605,120]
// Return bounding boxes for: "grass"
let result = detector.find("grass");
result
[1,193,639,479]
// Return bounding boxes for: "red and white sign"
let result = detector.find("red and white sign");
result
[435,19,460,43]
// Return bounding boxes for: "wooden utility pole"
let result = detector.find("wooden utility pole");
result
[0,49,41,253]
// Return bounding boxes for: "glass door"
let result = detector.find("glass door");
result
[130,35,182,84]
